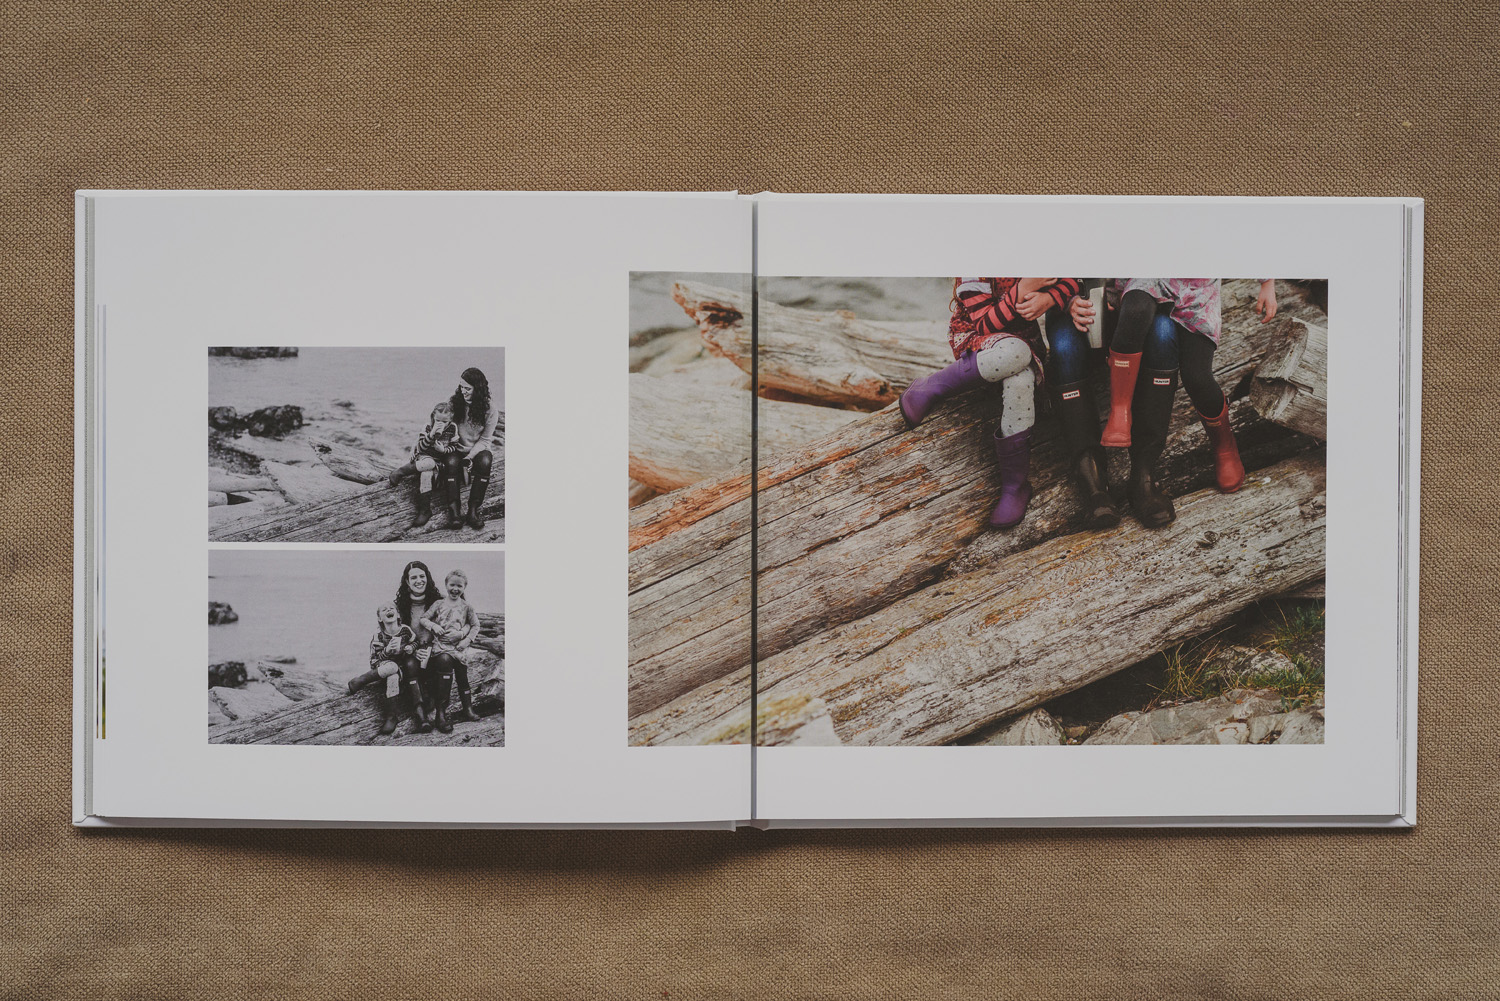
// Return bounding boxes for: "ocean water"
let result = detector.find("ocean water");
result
[208,550,505,688]
[208,346,506,463]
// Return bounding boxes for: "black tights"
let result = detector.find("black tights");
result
[443,449,493,488]
[1112,290,1226,416]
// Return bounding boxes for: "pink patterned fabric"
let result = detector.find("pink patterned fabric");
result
[1110,278,1222,344]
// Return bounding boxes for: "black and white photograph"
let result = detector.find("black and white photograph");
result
[208,549,505,747]
[207,346,505,543]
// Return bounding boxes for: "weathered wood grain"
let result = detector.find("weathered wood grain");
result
[1249,316,1328,440]
[628,281,1327,721]
[629,372,858,491]
[632,455,1325,746]
[672,280,952,409]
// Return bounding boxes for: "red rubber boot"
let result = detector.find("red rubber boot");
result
[1198,399,1246,493]
[1100,350,1142,448]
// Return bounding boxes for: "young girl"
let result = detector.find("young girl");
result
[899,277,1080,529]
[420,569,483,731]
[346,603,419,736]
[387,399,465,528]
[1097,279,1277,496]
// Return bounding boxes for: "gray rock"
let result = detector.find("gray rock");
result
[242,405,304,438]
[1276,706,1326,744]
[1248,713,1288,744]
[208,661,248,688]
[208,601,239,625]
[975,709,1064,746]
[1204,646,1301,689]
[207,406,240,432]
[1084,689,1287,746]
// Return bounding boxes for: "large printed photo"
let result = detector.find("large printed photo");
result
[628,274,1327,747]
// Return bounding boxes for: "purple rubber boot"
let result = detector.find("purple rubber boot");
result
[989,427,1034,530]
[899,351,984,427]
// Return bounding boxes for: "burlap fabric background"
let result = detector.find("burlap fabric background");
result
[3,3,1494,997]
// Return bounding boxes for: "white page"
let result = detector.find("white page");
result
[749,194,1418,825]
[76,191,753,826]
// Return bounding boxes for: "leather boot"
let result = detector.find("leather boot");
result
[899,351,985,427]
[1128,366,1178,528]
[988,427,1033,530]
[1100,350,1142,447]
[1051,380,1120,530]
[378,694,398,735]
[346,669,379,695]
[410,490,433,529]
[1198,399,1246,493]
[465,472,489,530]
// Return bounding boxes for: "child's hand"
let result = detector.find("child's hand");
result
[457,637,471,652]
[1016,291,1052,321]
[1256,280,1279,323]
[1069,295,1096,333]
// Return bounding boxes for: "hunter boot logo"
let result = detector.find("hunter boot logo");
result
[1153,377,1171,386]
[1061,389,1081,400]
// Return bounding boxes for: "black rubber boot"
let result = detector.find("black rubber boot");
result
[408,675,432,733]
[346,669,379,695]
[411,490,433,529]
[1052,380,1120,530]
[1128,366,1178,528]
[453,664,479,721]
[378,694,398,735]
[444,473,465,529]
[432,674,454,734]
[465,473,489,530]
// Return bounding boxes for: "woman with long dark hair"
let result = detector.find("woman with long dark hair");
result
[440,366,499,530]
[395,559,442,732]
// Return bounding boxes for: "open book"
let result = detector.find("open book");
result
[73,192,1421,827]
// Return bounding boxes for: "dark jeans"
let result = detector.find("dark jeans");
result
[1046,307,1176,384]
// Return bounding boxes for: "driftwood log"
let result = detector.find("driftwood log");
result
[632,455,1325,746]
[1249,316,1328,440]
[629,372,859,491]
[212,615,505,746]
[215,435,506,543]
[627,282,1328,720]
[672,280,952,409]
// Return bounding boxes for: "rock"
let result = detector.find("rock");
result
[208,601,239,625]
[208,681,296,721]
[1061,724,1092,742]
[1276,704,1325,744]
[208,661,248,688]
[243,405,304,438]
[975,709,1064,746]
[208,406,240,432]
[208,347,298,359]
[1084,689,1287,745]
[263,655,298,664]
[1203,646,1302,689]
[1248,713,1288,744]
[333,399,355,408]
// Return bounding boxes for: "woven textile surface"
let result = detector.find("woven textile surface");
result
[2,3,1496,998]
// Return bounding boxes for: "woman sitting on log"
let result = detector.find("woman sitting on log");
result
[395,560,441,733]
[899,277,1079,530]
[442,366,499,530]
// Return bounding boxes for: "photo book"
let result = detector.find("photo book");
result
[72,191,1422,828]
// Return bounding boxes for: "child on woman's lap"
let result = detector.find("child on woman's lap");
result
[387,400,465,528]
[347,603,419,736]
[420,570,482,730]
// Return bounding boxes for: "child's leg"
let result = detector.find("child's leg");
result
[414,456,438,494]
[1180,332,1244,492]
[1127,312,1183,528]
[1101,289,1159,446]
[989,362,1036,530]
[346,667,380,694]
[374,660,402,734]
[453,658,477,720]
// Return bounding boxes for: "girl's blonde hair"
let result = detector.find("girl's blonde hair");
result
[376,602,399,624]
[444,569,468,589]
